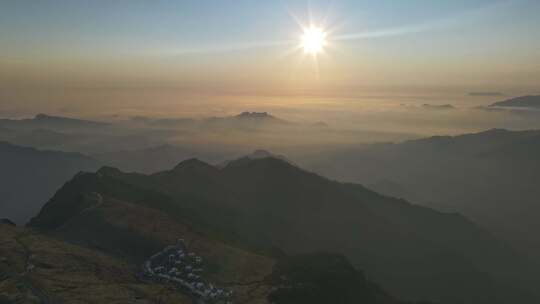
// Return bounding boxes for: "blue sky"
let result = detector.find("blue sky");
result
[1,0,539,92]
[2,0,537,52]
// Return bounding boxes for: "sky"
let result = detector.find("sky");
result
[1,0,539,117]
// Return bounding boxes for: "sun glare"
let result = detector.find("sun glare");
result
[301,26,327,55]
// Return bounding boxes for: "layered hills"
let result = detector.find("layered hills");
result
[0,142,101,224]
[305,128,540,262]
[29,156,537,303]
[490,95,540,108]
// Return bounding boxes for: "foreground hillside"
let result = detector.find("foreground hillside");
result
[0,220,407,303]
[29,192,277,303]
[0,142,101,224]
[0,222,192,303]
[29,157,537,303]
[0,222,277,303]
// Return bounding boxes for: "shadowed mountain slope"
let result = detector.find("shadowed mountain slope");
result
[1,221,418,304]
[490,95,540,108]
[29,157,537,304]
[0,142,101,224]
[268,253,411,304]
[304,128,540,263]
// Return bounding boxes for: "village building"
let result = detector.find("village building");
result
[140,239,233,304]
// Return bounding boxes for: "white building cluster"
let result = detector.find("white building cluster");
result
[141,239,233,303]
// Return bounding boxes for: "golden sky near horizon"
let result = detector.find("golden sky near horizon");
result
[1,0,539,113]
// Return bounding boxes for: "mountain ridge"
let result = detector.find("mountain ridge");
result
[303,128,540,271]
[0,141,101,224]
[490,95,540,108]
[29,156,537,303]
[0,113,108,129]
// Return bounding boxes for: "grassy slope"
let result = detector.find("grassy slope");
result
[0,223,192,304]
[30,190,276,304]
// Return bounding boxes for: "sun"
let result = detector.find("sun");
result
[300,26,327,55]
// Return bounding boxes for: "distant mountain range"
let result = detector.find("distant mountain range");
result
[0,113,181,154]
[305,128,540,264]
[235,111,284,121]
[0,113,109,131]
[0,112,341,158]
[129,111,291,129]
[93,144,238,174]
[207,111,289,126]
[29,156,538,303]
[0,142,101,224]
[490,95,540,108]
[421,104,455,110]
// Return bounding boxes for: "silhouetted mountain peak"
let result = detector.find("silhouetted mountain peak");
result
[97,166,123,177]
[422,103,456,110]
[236,111,274,119]
[169,158,220,178]
[32,113,107,126]
[233,111,292,125]
[250,149,273,158]
[220,150,294,169]
[35,113,56,120]
[34,113,81,123]
[247,149,292,162]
